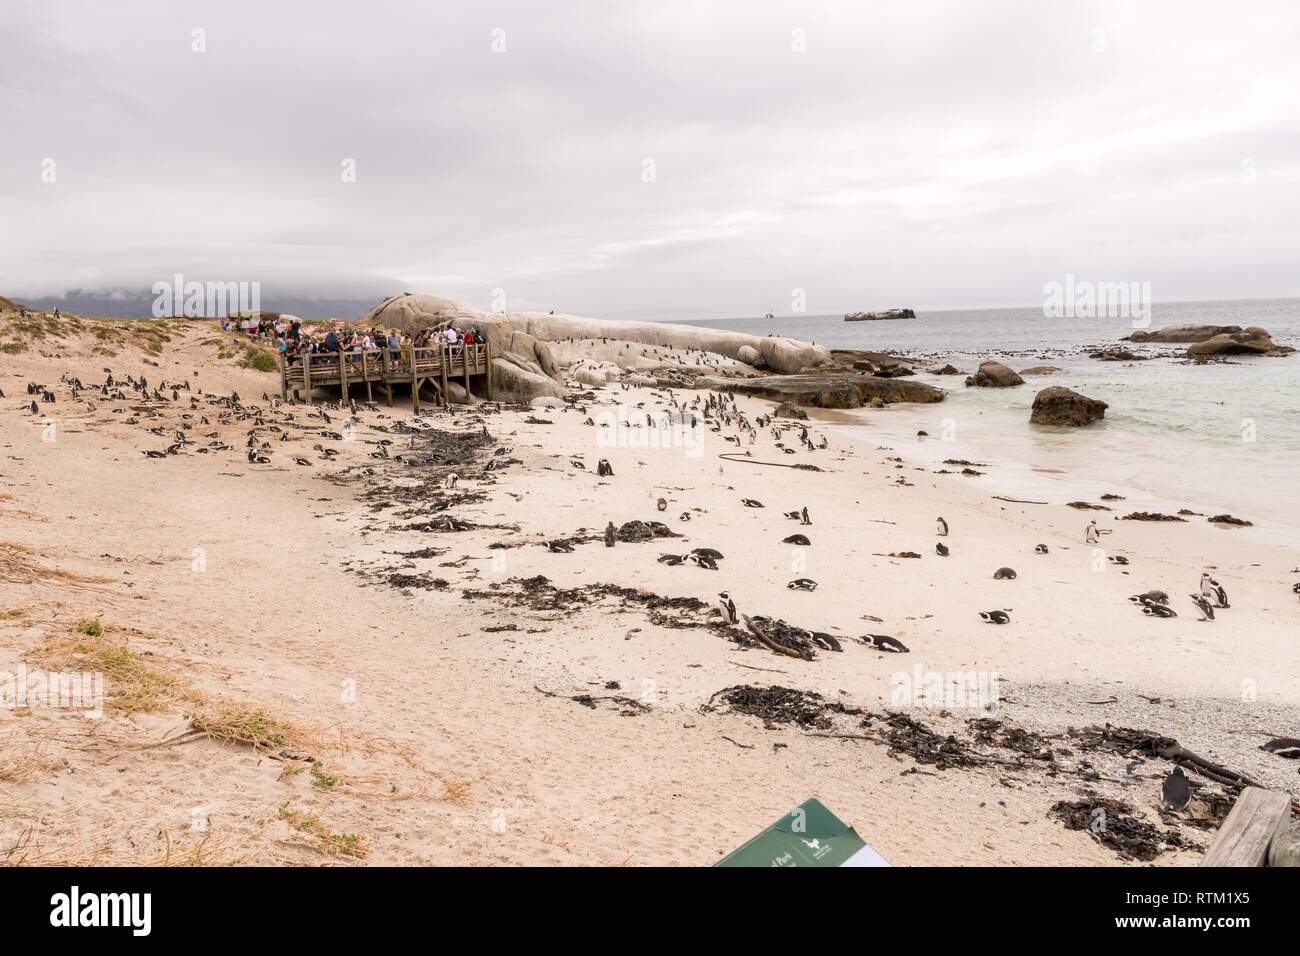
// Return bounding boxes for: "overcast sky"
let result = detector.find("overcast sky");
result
[2,0,1298,320]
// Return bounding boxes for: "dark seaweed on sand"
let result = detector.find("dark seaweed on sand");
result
[614,520,681,542]
[862,712,980,768]
[703,685,865,730]
[462,575,710,626]
[1050,797,1202,861]
[386,573,450,591]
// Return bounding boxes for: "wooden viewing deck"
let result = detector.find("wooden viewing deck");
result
[278,344,492,410]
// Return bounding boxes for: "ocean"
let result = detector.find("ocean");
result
[676,299,1300,542]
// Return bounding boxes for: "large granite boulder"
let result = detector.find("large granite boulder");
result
[1186,327,1293,357]
[360,293,564,404]
[1030,386,1108,426]
[359,292,846,401]
[965,360,1025,387]
[569,359,622,386]
[488,352,565,404]
[696,373,945,409]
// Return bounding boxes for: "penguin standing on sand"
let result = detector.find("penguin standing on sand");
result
[935,542,949,557]
[718,591,737,625]
[1200,572,1229,608]
[1188,593,1215,621]
[1085,521,1100,544]
[936,516,948,536]
[604,522,616,547]
[1161,767,1191,811]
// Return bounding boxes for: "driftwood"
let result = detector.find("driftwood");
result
[742,614,811,661]
[991,495,1049,504]
[719,452,825,472]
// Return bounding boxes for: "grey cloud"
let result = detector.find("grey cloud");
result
[2,0,1297,320]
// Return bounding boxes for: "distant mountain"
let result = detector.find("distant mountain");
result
[17,289,401,322]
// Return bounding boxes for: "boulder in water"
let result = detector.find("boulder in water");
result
[965,360,1025,388]
[1030,386,1108,427]
[1186,327,1293,357]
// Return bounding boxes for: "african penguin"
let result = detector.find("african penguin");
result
[1160,766,1191,812]
[862,634,909,653]
[1262,738,1300,759]
[1200,572,1228,608]
[1188,593,1215,621]
[717,591,738,625]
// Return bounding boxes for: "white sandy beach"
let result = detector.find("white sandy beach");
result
[1,317,1297,866]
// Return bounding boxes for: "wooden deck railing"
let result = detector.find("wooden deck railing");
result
[278,343,491,410]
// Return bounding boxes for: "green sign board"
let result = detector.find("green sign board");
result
[715,798,891,867]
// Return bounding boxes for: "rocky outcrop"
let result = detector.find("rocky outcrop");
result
[1089,349,1149,362]
[363,293,835,375]
[1030,387,1108,427]
[1126,324,1294,355]
[697,373,945,409]
[736,345,762,368]
[830,349,917,377]
[844,308,915,321]
[361,294,563,404]
[965,360,1025,387]
[568,358,623,386]
[1019,366,1063,375]
[1186,327,1293,357]
[1126,325,1241,343]
[773,401,808,420]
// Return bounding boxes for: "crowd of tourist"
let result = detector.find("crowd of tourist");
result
[218,316,487,366]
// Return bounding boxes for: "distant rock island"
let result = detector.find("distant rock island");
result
[1121,324,1294,357]
[844,308,915,321]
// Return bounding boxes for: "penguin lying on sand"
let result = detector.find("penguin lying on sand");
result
[862,634,909,652]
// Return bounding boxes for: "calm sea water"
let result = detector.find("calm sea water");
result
[674,299,1300,540]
